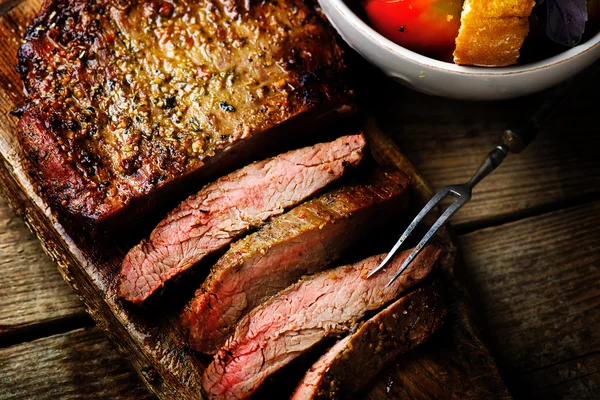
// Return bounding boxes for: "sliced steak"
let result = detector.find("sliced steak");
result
[202,245,441,400]
[183,169,411,353]
[119,134,366,303]
[17,0,351,224]
[291,285,447,400]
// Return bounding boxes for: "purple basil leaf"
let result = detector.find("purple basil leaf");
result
[546,0,588,46]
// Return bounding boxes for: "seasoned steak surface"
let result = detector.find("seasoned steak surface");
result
[120,134,366,303]
[17,0,350,222]
[182,168,411,354]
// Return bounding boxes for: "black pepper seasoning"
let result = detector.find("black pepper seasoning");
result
[219,101,236,112]
[164,96,176,109]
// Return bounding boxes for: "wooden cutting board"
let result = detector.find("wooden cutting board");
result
[0,1,510,398]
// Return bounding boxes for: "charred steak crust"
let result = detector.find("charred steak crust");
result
[291,285,447,400]
[182,168,411,354]
[17,0,351,222]
[119,134,367,303]
[202,246,441,400]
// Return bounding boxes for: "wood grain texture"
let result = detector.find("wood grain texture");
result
[0,0,24,16]
[0,327,154,400]
[0,194,85,335]
[0,0,31,110]
[458,201,600,399]
[518,353,599,400]
[360,69,600,229]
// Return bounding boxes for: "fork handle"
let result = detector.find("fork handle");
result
[480,78,577,187]
[468,73,578,190]
[501,90,562,153]
[466,145,509,189]
[502,61,600,153]
[502,85,568,153]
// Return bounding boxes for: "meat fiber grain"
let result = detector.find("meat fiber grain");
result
[202,245,441,400]
[120,135,366,303]
[183,169,411,353]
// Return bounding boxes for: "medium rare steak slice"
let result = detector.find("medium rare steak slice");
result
[17,0,352,223]
[120,135,366,303]
[202,246,441,400]
[291,285,446,400]
[183,169,411,354]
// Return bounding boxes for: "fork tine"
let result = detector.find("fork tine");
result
[386,196,467,287]
[367,188,450,279]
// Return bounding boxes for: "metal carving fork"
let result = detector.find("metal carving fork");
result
[368,66,596,287]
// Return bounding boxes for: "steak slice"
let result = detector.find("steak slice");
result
[202,246,441,400]
[119,134,366,303]
[17,0,352,224]
[183,168,411,354]
[291,285,447,400]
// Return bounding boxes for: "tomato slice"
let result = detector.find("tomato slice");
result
[362,0,463,59]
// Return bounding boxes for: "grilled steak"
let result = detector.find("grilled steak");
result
[120,135,366,303]
[291,285,446,400]
[17,0,352,223]
[202,246,441,400]
[183,169,411,354]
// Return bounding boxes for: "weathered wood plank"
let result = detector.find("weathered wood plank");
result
[0,0,25,16]
[0,0,34,111]
[368,71,600,229]
[0,327,153,400]
[458,201,600,398]
[517,353,599,400]
[0,194,85,335]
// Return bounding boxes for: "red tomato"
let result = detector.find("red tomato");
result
[362,0,463,57]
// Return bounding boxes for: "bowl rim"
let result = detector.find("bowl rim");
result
[324,0,600,75]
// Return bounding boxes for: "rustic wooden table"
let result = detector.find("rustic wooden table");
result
[0,3,599,399]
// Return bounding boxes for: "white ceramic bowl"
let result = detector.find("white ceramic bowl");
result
[319,0,600,100]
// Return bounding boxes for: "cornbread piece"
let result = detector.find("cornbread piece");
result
[291,286,446,400]
[17,0,352,223]
[453,0,536,66]
[202,246,441,400]
[119,135,366,303]
[182,169,411,354]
